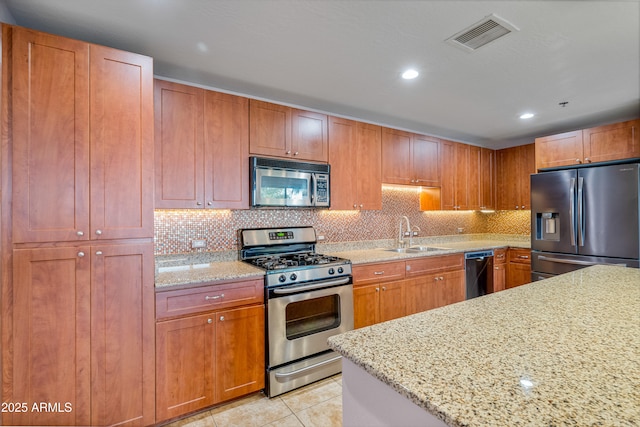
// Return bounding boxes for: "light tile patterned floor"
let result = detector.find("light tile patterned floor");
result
[164,375,343,427]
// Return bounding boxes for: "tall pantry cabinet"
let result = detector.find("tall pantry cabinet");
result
[1,25,155,426]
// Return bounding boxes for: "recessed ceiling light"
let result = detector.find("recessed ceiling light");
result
[401,69,419,80]
[519,113,535,119]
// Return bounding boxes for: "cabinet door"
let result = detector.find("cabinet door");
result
[11,27,90,243]
[249,100,291,158]
[454,143,470,210]
[154,80,205,208]
[378,280,406,323]
[355,123,382,209]
[440,141,456,210]
[91,243,155,426]
[291,109,328,162]
[582,119,640,164]
[328,117,357,210]
[438,270,466,307]
[215,305,265,402]
[353,284,380,329]
[519,144,535,209]
[468,145,482,210]
[156,313,215,422]
[534,130,583,170]
[89,45,154,240]
[493,263,506,293]
[205,91,250,209]
[496,146,519,210]
[405,277,438,315]
[506,263,531,289]
[381,128,412,185]
[11,247,91,426]
[412,135,440,186]
[480,148,495,210]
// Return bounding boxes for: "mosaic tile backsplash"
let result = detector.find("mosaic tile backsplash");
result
[154,186,531,255]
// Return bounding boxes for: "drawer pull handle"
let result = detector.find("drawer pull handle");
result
[374,271,384,275]
[205,294,224,301]
[518,255,530,259]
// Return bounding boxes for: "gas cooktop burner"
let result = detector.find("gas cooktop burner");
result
[249,253,345,271]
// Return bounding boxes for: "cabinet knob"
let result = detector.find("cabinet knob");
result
[78,252,85,258]
[219,316,225,321]
[576,158,582,163]
[95,229,103,235]
[515,206,519,210]
[95,251,103,256]
[294,151,299,156]
[286,150,292,155]
[521,205,525,209]
[585,157,591,163]
[76,231,84,236]
[382,286,387,291]
[207,318,213,324]
[196,202,203,206]
[207,201,213,206]
[375,288,380,292]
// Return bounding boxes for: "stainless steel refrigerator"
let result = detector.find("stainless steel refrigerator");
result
[531,162,640,281]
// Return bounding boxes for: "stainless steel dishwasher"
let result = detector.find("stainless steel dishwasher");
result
[465,250,494,299]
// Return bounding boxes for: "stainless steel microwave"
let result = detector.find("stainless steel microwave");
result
[250,157,330,208]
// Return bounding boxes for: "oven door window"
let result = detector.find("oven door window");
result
[285,294,341,340]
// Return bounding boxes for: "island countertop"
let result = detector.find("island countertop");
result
[328,265,640,426]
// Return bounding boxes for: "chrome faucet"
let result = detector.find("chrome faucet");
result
[398,216,411,248]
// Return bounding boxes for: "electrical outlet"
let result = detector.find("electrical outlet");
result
[457,228,464,234]
[191,239,207,249]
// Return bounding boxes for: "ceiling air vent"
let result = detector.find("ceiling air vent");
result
[446,14,519,52]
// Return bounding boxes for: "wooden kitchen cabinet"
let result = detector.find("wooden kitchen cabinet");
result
[12,27,154,243]
[352,261,406,328]
[496,143,535,210]
[10,243,155,427]
[249,99,328,162]
[440,140,470,210]
[535,119,640,170]
[155,280,265,423]
[154,80,249,209]
[492,248,507,293]
[405,254,465,313]
[329,117,382,210]
[381,128,440,186]
[506,248,531,289]
[468,146,496,210]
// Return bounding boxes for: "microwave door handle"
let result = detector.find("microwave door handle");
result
[310,174,316,206]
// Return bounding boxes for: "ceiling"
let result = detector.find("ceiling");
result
[1,0,639,149]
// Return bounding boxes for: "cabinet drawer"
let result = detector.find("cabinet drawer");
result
[405,254,464,277]
[494,248,507,264]
[353,261,405,285]
[508,248,531,264]
[156,278,264,319]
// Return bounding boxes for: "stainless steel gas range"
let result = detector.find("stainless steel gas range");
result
[239,226,354,397]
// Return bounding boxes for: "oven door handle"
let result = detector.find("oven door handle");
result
[272,277,351,294]
[274,355,342,379]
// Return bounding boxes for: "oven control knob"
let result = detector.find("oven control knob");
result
[337,267,344,274]
[290,273,297,281]
[279,274,287,283]
[328,268,335,275]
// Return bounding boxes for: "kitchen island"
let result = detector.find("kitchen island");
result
[328,265,640,427]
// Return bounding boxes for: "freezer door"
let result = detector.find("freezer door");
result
[531,170,578,254]
[579,164,639,259]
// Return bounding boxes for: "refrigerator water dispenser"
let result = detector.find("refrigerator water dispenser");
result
[536,212,559,241]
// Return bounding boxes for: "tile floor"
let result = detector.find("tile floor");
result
[164,374,343,427]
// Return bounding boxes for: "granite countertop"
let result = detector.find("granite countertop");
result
[328,265,640,427]
[154,234,530,289]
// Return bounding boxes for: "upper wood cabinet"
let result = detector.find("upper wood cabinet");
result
[249,99,328,162]
[468,146,495,210]
[328,117,382,210]
[440,140,469,210]
[496,143,535,210]
[535,119,640,170]
[11,27,154,243]
[154,80,249,209]
[381,128,440,186]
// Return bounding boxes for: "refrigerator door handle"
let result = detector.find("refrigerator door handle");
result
[570,177,576,247]
[577,176,585,247]
[538,255,628,268]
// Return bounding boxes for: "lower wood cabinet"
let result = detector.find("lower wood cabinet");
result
[492,248,507,293]
[155,280,265,423]
[353,279,406,329]
[9,243,155,427]
[506,248,531,289]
